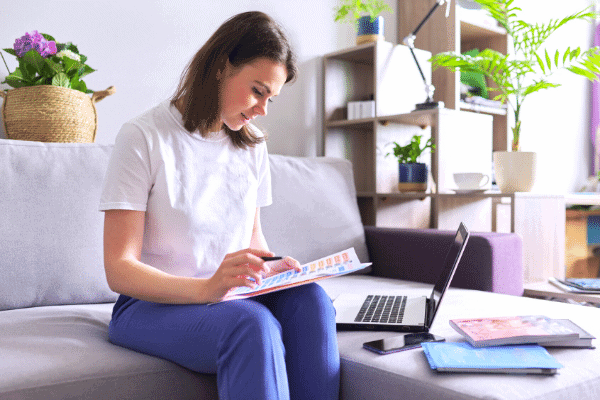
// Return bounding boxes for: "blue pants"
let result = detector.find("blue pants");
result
[108,283,340,400]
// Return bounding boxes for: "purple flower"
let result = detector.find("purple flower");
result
[13,31,57,58]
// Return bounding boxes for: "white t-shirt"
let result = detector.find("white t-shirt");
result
[99,100,272,279]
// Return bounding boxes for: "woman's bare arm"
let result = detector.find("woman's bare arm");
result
[103,210,271,304]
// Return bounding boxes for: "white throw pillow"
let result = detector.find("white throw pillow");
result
[262,155,369,267]
[0,139,117,310]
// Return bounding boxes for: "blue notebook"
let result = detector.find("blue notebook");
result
[421,342,563,375]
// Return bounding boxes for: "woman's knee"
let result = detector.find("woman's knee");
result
[220,301,284,351]
[290,283,336,318]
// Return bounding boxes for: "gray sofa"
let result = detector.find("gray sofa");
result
[1,138,525,399]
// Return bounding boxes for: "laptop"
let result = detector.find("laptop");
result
[333,222,470,332]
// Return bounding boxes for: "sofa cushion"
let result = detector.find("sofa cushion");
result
[0,139,117,310]
[262,155,369,266]
[0,303,217,399]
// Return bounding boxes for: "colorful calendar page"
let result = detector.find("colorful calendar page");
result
[221,248,370,302]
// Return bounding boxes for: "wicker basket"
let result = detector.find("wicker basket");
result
[0,85,115,143]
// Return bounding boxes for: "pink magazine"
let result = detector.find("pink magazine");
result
[450,315,580,347]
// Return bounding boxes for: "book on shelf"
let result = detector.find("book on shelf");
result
[449,315,582,347]
[220,248,370,302]
[421,342,563,375]
[549,277,600,294]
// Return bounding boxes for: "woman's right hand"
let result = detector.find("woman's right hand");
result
[204,248,274,303]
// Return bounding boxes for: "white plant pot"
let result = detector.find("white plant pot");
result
[493,151,537,193]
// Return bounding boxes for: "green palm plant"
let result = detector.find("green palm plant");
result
[430,0,600,151]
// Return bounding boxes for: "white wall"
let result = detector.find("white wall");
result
[516,0,596,193]
[0,0,595,192]
[0,0,396,157]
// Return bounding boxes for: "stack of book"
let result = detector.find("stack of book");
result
[421,315,595,375]
[449,315,594,348]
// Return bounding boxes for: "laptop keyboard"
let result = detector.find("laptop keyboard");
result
[354,295,407,324]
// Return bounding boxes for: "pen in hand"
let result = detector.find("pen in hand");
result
[260,256,283,261]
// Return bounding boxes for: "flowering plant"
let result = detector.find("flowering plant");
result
[1,31,95,94]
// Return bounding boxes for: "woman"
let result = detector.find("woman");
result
[100,11,340,400]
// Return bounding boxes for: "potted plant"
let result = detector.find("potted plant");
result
[0,31,114,143]
[333,0,392,45]
[386,134,435,192]
[430,0,600,193]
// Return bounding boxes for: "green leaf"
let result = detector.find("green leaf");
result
[70,76,88,93]
[2,76,29,88]
[78,64,95,78]
[567,65,597,80]
[18,58,37,81]
[44,58,63,75]
[61,57,81,74]
[41,33,56,42]
[563,47,571,64]
[545,49,552,71]
[21,49,45,75]
[535,53,546,74]
[52,72,70,88]
[3,48,16,56]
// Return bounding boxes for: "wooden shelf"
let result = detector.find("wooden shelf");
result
[326,109,436,129]
[326,118,375,128]
[460,19,506,40]
[460,101,508,116]
[324,42,376,64]
[378,110,436,129]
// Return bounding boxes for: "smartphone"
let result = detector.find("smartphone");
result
[363,332,445,355]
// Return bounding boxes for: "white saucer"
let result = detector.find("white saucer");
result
[452,189,487,194]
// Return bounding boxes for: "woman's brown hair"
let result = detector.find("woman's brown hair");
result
[171,11,297,149]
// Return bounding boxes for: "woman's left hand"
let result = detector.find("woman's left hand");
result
[262,256,302,278]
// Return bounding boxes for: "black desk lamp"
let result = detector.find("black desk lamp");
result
[402,0,451,110]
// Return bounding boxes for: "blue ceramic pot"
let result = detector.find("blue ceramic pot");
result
[357,16,384,44]
[398,163,428,192]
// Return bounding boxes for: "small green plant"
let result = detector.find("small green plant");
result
[430,0,600,152]
[385,135,434,164]
[333,0,392,26]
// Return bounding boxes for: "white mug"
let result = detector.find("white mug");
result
[453,172,489,190]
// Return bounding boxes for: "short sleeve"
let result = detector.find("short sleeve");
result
[99,124,152,211]
[256,141,272,208]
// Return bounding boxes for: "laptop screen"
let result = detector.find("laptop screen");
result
[427,223,469,327]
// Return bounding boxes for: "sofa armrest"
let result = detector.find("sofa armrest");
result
[364,226,523,296]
